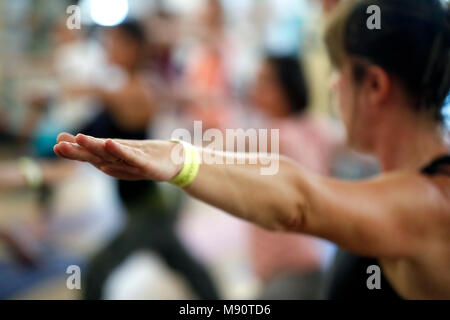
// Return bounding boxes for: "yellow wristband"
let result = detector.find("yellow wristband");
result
[169,140,201,188]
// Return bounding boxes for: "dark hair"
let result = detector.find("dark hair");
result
[265,55,310,115]
[325,0,450,122]
[112,19,147,46]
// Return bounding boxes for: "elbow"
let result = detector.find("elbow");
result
[280,160,310,233]
[250,156,311,233]
[260,203,307,233]
[264,173,310,233]
[280,197,308,233]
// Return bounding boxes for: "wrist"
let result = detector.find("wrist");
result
[168,141,185,178]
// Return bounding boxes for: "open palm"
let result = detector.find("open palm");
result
[53,133,182,181]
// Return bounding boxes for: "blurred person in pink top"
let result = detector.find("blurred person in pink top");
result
[248,55,342,299]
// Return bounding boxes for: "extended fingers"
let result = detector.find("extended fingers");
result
[54,133,151,180]
[75,134,118,162]
[57,132,76,143]
[54,142,102,164]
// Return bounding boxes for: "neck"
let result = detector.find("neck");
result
[374,115,448,172]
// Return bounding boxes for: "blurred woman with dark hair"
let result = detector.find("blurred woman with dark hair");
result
[248,55,342,299]
[250,55,341,174]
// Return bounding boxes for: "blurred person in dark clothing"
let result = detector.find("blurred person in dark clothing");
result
[67,20,219,300]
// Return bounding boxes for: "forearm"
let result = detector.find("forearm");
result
[183,149,309,231]
[173,144,432,258]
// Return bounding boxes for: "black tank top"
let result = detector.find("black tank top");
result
[323,155,450,300]
[80,109,157,207]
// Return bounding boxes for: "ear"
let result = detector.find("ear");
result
[365,65,391,107]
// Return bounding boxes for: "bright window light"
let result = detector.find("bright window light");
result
[89,0,129,27]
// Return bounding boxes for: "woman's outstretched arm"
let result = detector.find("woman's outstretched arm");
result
[54,133,444,259]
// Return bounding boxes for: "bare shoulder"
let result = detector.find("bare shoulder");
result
[373,170,450,238]
[304,169,450,257]
[424,173,450,240]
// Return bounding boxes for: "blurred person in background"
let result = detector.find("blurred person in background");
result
[0,10,88,296]
[65,20,219,300]
[0,11,104,192]
[0,11,93,191]
[21,15,108,157]
[247,55,342,299]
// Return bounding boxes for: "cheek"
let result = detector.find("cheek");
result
[338,77,360,131]
[333,76,351,123]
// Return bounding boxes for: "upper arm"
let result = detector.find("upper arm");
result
[297,170,445,258]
